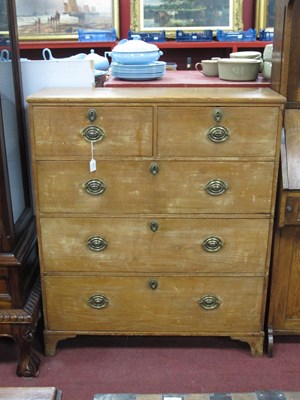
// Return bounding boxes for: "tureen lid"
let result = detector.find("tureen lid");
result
[112,35,160,53]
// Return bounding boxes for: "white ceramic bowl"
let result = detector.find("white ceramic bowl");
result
[263,44,273,62]
[262,60,272,79]
[218,58,261,81]
[229,51,262,60]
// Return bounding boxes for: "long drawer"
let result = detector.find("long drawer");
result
[39,217,270,274]
[36,160,274,214]
[44,275,264,333]
[158,106,279,157]
[31,105,153,157]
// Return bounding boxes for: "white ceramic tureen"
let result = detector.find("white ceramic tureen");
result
[106,35,163,65]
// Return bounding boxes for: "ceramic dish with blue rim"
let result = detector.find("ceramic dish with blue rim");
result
[111,60,166,81]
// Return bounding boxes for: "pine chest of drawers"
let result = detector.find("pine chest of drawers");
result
[27,87,285,357]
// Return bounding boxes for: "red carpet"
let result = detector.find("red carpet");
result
[0,332,300,400]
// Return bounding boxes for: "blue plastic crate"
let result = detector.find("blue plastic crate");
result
[128,31,166,42]
[0,35,10,45]
[217,28,256,42]
[259,29,274,41]
[78,29,117,42]
[176,30,213,42]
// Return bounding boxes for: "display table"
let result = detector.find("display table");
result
[104,70,270,88]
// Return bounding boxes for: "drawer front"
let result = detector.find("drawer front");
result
[36,160,274,214]
[32,106,153,157]
[283,196,300,225]
[44,276,264,332]
[158,106,279,157]
[40,217,270,274]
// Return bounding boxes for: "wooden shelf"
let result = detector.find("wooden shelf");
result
[18,40,272,69]
[19,40,271,52]
[19,41,117,50]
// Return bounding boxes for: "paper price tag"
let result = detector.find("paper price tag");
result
[90,158,96,172]
[89,142,96,172]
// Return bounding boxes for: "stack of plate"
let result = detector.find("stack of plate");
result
[111,61,166,81]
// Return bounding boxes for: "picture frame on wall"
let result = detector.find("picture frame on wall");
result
[15,0,120,40]
[255,0,275,31]
[130,0,244,38]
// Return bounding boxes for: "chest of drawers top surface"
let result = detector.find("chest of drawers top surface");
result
[27,87,285,104]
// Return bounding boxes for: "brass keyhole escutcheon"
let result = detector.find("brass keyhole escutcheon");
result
[150,163,160,175]
[87,108,97,122]
[213,108,223,123]
[149,279,158,290]
[150,220,159,232]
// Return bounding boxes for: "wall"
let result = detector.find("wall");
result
[19,0,259,66]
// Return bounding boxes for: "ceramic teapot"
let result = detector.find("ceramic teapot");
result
[84,49,109,71]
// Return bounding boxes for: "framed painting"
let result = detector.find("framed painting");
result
[255,0,275,31]
[130,0,244,37]
[0,0,9,45]
[15,0,120,40]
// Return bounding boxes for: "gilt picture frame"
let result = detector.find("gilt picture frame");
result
[255,0,275,31]
[130,0,244,38]
[15,0,120,40]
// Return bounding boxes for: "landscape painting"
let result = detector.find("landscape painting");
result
[130,0,243,37]
[15,0,119,40]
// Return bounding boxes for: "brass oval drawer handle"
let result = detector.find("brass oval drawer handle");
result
[149,279,158,290]
[83,179,106,195]
[149,163,159,175]
[205,179,228,196]
[198,295,221,311]
[87,236,108,252]
[202,236,223,252]
[88,294,109,309]
[81,125,105,143]
[207,126,229,143]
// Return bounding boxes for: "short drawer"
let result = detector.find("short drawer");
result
[39,217,270,274]
[36,160,274,214]
[158,106,279,157]
[31,105,153,157]
[44,275,264,333]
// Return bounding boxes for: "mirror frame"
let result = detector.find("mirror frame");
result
[0,0,33,250]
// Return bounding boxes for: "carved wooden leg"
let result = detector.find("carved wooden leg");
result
[0,278,41,377]
[14,325,41,377]
[231,335,264,357]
